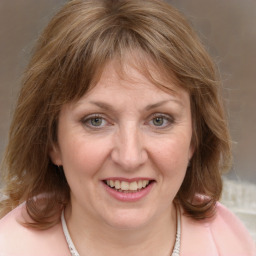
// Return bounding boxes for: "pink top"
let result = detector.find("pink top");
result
[0,202,255,255]
[180,202,255,255]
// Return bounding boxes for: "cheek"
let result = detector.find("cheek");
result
[150,136,191,176]
[60,136,110,176]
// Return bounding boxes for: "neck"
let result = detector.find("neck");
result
[64,203,177,256]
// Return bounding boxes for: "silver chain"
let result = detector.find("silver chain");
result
[61,211,80,256]
[61,208,180,256]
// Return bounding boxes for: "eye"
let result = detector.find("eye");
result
[90,117,104,127]
[149,114,174,128]
[81,114,109,129]
[152,117,165,126]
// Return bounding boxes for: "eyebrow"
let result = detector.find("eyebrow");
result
[145,99,183,110]
[88,99,183,111]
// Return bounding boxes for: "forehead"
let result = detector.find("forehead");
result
[75,54,188,106]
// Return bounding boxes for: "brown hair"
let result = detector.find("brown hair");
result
[0,0,231,229]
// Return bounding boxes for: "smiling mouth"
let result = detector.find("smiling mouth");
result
[103,179,154,193]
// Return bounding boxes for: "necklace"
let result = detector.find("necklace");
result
[61,210,80,256]
[61,207,181,256]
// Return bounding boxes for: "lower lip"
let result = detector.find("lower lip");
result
[102,181,154,202]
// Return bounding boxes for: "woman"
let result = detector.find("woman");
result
[0,0,255,255]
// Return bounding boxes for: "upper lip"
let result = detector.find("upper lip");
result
[103,177,154,182]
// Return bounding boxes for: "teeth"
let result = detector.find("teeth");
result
[138,180,143,189]
[142,180,147,188]
[105,179,150,191]
[129,181,138,191]
[115,180,121,189]
[109,180,115,187]
[121,181,129,190]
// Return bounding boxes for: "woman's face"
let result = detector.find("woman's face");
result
[50,60,193,230]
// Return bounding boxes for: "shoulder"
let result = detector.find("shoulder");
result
[180,202,256,255]
[212,202,253,236]
[211,203,255,252]
[0,204,69,256]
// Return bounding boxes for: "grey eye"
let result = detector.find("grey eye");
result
[152,117,164,126]
[90,117,103,126]
[149,114,174,129]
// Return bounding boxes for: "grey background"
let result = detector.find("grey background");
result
[0,0,256,184]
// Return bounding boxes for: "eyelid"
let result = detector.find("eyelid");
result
[81,113,104,121]
[80,112,174,130]
[150,113,174,121]
[147,113,175,128]
[81,113,111,129]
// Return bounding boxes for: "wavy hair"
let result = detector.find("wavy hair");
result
[0,0,231,229]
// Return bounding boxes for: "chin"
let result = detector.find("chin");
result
[102,209,153,230]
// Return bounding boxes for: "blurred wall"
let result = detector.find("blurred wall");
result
[0,0,256,183]
[169,0,256,183]
[0,0,67,159]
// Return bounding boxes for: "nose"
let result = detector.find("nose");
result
[111,123,148,171]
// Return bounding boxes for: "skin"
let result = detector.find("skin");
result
[50,58,194,256]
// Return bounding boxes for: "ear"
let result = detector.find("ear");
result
[49,143,62,166]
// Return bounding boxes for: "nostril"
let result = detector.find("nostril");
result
[110,133,148,170]
[111,151,148,171]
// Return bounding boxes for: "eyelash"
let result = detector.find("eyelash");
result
[148,113,174,129]
[81,113,174,130]
[81,114,110,129]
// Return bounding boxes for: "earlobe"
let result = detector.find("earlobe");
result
[49,144,62,166]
